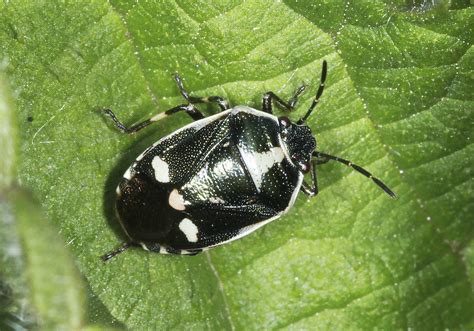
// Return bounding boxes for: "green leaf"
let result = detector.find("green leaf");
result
[0,72,17,189]
[0,74,89,330]
[6,190,87,329]
[0,72,33,330]
[0,1,472,329]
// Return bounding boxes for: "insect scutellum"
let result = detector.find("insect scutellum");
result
[101,60,396,261]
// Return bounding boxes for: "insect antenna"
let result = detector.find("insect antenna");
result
[101,242,139,262]
[297,60,328,124]
[313,151,397,198]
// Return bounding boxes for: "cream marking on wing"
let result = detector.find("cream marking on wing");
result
[136,145,154,162]
[237,216,280,238]
[152,155,170,182]
[123,167,133,180]
[136,151,146,161]
[169,189,186,211]
[209,196,225,204]
[239,147,285,191]
[179,218,199,243]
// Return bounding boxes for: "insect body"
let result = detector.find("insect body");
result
[102,61,396,261]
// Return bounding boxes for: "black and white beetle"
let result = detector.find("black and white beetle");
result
[101,61,396,261]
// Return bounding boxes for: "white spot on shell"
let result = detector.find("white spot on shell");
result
[239,147,285,191]
[152,156,170,183]
[179,218,199,243]
[169,189,186,211]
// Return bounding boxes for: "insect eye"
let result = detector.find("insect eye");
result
[299,161,311,173]
[279,116,292,128]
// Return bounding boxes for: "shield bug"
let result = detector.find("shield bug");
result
[101,61,396,261]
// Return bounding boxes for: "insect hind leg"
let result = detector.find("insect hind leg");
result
[103,103,204,134]
[101,242,140,262]
[103,74,217,134]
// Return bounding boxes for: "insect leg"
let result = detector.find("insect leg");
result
[188,95,230,111]
[314,156,330,165]
[312,151,397,198]
[101,242,140,262]
[262,84,306,114]
[184,249,202,256]
[174,73,230,111]
[103,103,204,134]
[300,159,319,197]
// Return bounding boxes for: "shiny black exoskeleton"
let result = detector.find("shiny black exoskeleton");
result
[101,61,396,261]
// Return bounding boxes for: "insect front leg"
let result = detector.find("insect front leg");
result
[174,73,230,111]
[262,84,306,114]
[300,159,322,197]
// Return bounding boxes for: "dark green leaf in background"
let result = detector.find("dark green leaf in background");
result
[0,1,472,329]
[0,72,17,190]
[0,74,86,329]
